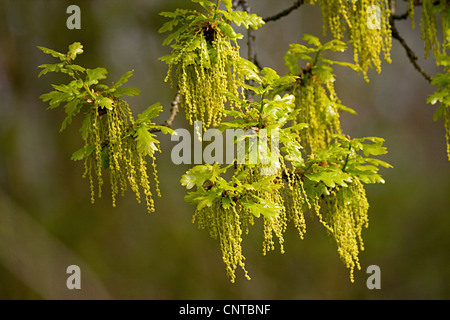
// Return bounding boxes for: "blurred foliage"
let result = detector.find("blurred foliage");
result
[0,0,449,299]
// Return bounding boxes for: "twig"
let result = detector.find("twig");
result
[234,0,305,68]
[390,18,432,83]
[164,90,181,127]
[150,90,181,133]
[233,0,261,68]
[392,0,421,20]
[392,11,409,20]
[263,0,304,23]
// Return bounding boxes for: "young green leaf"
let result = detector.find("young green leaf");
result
[238,58,261,83]
[40,91,73,110]
[71,145,96,161]
[98,97,114,110]
[138,102,163,123]
[67,42,84,60]
[86,68,108,86]
[223,10,265,30]
[113,70,135,89]
[113,87,141,97]
[305,169,353,188]
[38,63,68,78]
[135,126,160,156]
[191,0,216,10]
[60,98,82,132]
[181,164,217,190]
[302,34,321,48]
[79,113,92,141]
[37,46,66,61]
[223,0,232,12]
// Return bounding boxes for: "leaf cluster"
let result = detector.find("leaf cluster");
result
[158,0,264,66]
[284,34,359,78]
[427,50,450,122]
[182,62,391,217]
[182,163,282,219]
[38,42,173,161]
[38,42,175,212]
[302,135,392,199]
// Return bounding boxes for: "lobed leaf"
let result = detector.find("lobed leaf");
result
[113,87,141,97]
[71,145,96,161]
[113,70,134,89]
[138,102,163,123]
[181,164,218,190]
[37,46,66,61]
[223,10,265,30]
[135,126,160,156]
[67,42,84,60]
[86,67,108,86]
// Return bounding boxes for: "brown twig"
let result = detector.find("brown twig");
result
[233,0,260,68]
[149,90,181,133]
[392,11,410,20]
[390,17,432,83]
[263,0,305,23]
[164,90,181,127]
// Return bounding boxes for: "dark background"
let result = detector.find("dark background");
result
[0,0,449,299]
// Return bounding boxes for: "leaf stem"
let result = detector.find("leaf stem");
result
[303,161,315,175]
[342,143,352,172]
[213,0,222,20]
[68,60,98,101]
[259,92,266,128]
[312,49,322,67]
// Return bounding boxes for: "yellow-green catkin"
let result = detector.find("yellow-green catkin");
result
[408,0,416,29]
[319,179,370,282]
[82,101,159,213]
[242,166,289,256]
[314,0,392,81]
[262,192,287,256]
[171,34,241,129]
[421,0,441,59]
[444,104,450,161]
[87,109,103,201]
[293,79,342,154]
[349,0,392,81]
[283,180,307,240]
[193,203,252,283]
[317,0,349,39]
[443,5,449,49]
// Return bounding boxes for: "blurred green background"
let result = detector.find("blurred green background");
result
[0,0,449,299]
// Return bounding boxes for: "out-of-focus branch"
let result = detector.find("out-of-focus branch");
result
[150,90,181,133]
[389,0,432,83]
[0,191,112,299]
[263,0,305,23]
[390,19,432,83]
[232,0,260,68]
[392,11,409,20]
[164,90,181,128]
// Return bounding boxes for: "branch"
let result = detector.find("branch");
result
[392,0,421,20]
[390,18,432,83]
[232,0,260,68]
[263,0,304,23]
[392,11,409,20]
[164,90,181,128]
[150,90,181,133]
[151,0,306,130]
